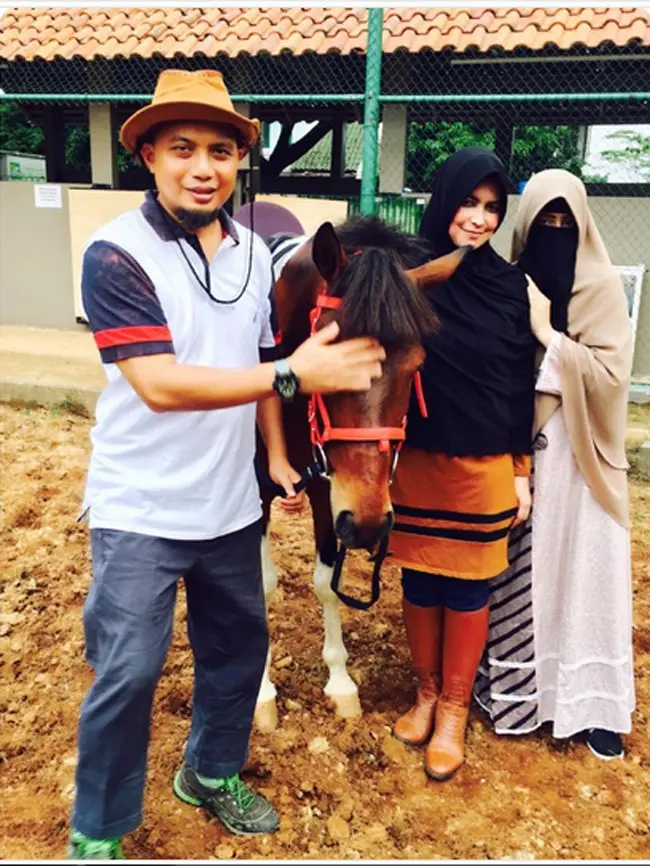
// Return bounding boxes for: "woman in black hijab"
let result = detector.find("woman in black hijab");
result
[390,147,536,781]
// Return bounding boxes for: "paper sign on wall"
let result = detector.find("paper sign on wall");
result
[34,184,62,209]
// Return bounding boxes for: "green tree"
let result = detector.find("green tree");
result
[406,121,587,190]
[601,129,650,181]
[62,124,140,175]
[406,121,494,190]
[510,125,585,183]
[65,124,90,173]
[1,104,140,178]
[0,103,45,154]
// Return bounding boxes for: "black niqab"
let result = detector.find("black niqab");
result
[407,147,536,457]
[516,198,578,333]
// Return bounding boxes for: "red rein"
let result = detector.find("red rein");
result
[307,292,428,457]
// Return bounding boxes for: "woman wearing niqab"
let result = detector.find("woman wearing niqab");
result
[474,169,635,760]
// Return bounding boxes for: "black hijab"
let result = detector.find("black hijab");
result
[516,197,578,333]
[407,146,536,457]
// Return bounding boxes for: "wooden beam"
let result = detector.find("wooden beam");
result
[331,120,345,179]
[43,105,66,183]
[264,120,333,177]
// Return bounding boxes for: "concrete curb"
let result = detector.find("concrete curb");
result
[0,379,647,462]
[0,379,100,414]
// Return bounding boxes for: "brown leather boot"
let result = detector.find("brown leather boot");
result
[425,604,489,780]
[393,600,443,746]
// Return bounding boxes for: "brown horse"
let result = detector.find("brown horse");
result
[252,212,465,731]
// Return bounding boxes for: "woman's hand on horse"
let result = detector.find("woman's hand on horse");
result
[512,475,532,528]
[269,457,307,513]
[289,322,386,394]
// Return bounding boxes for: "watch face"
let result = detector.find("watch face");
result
[277,375,297,400]
[274,361,299,402]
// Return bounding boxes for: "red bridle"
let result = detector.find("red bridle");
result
[307,292,427,476]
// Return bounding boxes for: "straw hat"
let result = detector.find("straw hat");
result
[120,69,260,155]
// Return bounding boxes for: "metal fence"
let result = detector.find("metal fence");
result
[346,24,649,381]
[1,8,649,380]
[375,38,650,382]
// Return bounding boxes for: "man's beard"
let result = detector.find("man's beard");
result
[173,206,222,232]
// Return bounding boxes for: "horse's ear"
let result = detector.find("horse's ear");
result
[312,222,349,284]
[406,246,471,290]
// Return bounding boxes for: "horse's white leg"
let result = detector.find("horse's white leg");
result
[254,530,279,732]
[313,555,362,718]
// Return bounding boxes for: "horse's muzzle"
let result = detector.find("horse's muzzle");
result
[334,510,395,551]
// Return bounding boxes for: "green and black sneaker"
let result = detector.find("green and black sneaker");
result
[67,830,125,860]
[173,761,279,836]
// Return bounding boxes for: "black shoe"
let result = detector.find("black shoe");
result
[586,728,624,760]
[173,762,279,836]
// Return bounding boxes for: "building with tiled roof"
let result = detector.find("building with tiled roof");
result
[2,7,649,62]
[0,7,648,194]
[1,8,650,380]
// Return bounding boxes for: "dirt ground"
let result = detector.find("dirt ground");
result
[1,402,649,861]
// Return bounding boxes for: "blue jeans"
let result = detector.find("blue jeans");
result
[72,520,267,839]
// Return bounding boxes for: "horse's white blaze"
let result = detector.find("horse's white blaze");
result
[313,555,361,717]
[255,531,278,731]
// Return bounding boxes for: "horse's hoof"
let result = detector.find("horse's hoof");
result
[330,691,362,719]
[254,699,278,732]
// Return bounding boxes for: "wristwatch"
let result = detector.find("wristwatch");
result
[272,359,301,403]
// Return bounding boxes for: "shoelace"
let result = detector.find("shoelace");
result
[224,774,257,811]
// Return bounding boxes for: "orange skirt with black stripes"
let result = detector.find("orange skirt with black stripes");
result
[390,447,526,581]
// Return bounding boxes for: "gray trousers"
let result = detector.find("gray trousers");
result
[71,520,266,839]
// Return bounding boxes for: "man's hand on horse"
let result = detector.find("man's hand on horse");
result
[289,321,386,394]
[268,457,307,513]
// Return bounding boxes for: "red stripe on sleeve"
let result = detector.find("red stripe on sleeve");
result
[94,325,173,349]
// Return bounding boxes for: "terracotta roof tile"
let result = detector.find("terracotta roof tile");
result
[407,33,434,55]
[165,9,182,29]
[259,32,281,56]
[468,25,490,52]
[119,35,140,59]
[1,7,648,63]
[382,34,401,54]
[630,16,650,41]
[189,19,209,40]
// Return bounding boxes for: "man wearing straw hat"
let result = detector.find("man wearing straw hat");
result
[68,69,385,860]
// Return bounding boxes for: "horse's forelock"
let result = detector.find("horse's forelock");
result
[336,215,433,269]
[335,245,438,347]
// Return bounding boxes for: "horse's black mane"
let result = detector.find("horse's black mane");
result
[332,215,437,347]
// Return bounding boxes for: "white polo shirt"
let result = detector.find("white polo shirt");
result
[81,191,276,540]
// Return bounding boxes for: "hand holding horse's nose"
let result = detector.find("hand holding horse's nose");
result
[288,322,385,394]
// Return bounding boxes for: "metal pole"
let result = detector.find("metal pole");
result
[378,91,650,103]
[359,7,384,216]
[0,92,367,103]
[1,91,649,104]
